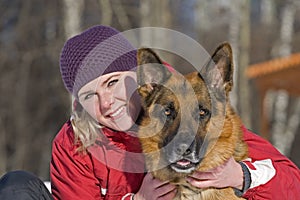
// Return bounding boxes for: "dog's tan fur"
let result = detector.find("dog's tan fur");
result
[136,43,248,200]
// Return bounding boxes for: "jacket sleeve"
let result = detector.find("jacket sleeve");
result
[241,127,300,200]
[50,123,103,200]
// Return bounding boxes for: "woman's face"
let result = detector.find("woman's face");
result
[78,71,141,131]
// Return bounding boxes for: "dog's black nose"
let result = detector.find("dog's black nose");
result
[176,142,193,156]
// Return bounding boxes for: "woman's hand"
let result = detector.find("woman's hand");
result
[134,173,177,200]
[186,157,244,190]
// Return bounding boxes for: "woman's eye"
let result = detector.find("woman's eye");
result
[107,79,118,87]
[84,93,96,100]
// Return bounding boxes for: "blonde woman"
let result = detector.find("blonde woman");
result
[50,25,300,200]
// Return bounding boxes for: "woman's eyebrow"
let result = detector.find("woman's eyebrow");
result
[101,74,120,85]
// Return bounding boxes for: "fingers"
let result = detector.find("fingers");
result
[185,165,224,188]
[186,177,217,188]
[186,157,244,189]
[188,171,217,180]
[138,173,177,200]
[144,173,171,188]
[157,188,177,200]
[147,173,176,197]
[155,182,176,198]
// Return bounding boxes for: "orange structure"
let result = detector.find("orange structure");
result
[246,53,300,140]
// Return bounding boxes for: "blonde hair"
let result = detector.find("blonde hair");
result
[70,102,103,152]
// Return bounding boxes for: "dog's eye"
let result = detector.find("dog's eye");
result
[199,109,209,118]
[164,108,171,116]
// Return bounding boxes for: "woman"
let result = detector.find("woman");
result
[50,25,300,200]
[51,25,176,200]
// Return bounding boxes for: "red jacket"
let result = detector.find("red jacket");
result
[50,121,145,200]
[51,121,300,200]
[241,126,300,200]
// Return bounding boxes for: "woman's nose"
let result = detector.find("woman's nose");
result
[100,90,115,109]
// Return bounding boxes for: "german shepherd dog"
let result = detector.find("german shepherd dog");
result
[136,43,248,200]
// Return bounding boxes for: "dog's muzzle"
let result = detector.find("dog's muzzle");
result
[164,131,202,173]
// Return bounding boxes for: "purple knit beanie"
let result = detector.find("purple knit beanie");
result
[60,25,137,98]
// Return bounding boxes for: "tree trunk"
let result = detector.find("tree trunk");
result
[228,1,241,111]
[271,1,297,154]
[261,0,275,25]
[63,0,84,110]
[238,1,251,128]
[139,0,172,65]
[11,52,32,169]
[63,0,84,38]
[271,90,289,153]
[282,98,300,156]
[111,1,131,30]
[99,0,112,26]
[278,2,296,57]
[9,1,32,170]
[0,117,7,174]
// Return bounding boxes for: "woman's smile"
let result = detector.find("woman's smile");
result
[108,105,126,120]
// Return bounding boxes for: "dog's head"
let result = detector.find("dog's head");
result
[136,43,238,181]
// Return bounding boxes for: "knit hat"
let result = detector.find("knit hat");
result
[60,25,137,98]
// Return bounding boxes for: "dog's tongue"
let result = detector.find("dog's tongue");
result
[176,159,191,166]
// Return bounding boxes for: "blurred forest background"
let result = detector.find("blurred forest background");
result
[1,0,300,180]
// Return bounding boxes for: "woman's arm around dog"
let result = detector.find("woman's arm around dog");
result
[187,127,300,200]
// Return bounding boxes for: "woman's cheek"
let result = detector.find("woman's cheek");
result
[82,99,101,122]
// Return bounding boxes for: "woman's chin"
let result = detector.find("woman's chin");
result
[114,117,136,132]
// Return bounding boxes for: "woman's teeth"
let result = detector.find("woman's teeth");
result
[110,106,124,118]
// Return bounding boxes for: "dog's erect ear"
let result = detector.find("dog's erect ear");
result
[137,48,172,94]
[201,42,234,93]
